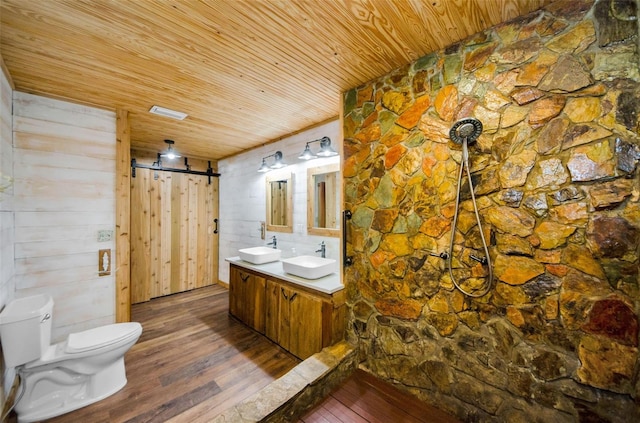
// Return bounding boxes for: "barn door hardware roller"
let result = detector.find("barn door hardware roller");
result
[131,157,220,184]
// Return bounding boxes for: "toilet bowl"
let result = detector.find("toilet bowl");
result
[0,294,142,423]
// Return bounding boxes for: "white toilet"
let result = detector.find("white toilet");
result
[0,294,142,423]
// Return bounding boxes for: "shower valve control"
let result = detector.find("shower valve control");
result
[429,251,449,260]
[469,254,487,265]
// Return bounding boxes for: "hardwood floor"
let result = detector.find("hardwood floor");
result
[298,369,461,423]
[7,284,460,423]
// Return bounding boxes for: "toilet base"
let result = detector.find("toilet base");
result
[16,357,128,423]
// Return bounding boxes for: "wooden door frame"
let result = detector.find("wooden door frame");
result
[115,108,131,322]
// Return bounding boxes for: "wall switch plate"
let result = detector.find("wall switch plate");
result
[99,249,111,276]
[98,230,113,242]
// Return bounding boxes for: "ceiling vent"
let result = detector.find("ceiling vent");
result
[149,105,188,120]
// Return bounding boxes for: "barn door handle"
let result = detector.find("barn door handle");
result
[343,210,353,267]
[213,218,219,234]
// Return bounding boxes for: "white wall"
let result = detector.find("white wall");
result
[218,119,341,284]
[0,64,15,400]
[0,68,14,320]
[12,92,117,341]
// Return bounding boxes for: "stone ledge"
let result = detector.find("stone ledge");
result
[212,340,357,422]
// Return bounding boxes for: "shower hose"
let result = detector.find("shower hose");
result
[446,124,493,297]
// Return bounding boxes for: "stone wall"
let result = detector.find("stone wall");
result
[342,0,640,421]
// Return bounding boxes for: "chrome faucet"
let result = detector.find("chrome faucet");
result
[316,241,326,258]
[267,235,277,249]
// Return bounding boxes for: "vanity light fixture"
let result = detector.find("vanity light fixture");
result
[298,136,338,160]
[258,151,287,172]
[298,143,317,160]
[258,158,271,173]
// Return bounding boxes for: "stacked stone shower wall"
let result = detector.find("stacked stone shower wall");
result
[342,1,640,422]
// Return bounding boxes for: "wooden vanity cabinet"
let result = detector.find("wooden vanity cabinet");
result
[229,263,345,359]
[229,265,266,334]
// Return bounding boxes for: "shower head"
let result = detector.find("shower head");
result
[449,118,483,145]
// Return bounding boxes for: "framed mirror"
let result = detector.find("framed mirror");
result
[307,163,340,237]
[266,172,293,233]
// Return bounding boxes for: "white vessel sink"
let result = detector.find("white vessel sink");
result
[238,246,282,264]
[281,255,336,279]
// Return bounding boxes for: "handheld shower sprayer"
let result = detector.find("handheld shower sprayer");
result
[446,118,494,297]
[449,117,483,145]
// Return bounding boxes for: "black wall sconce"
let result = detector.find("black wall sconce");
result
[258,151,287,173]
[298,136,338,160]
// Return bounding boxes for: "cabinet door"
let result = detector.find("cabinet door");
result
[277,285,293,351]
[289,287,323,359]
[229,266,266,333]
[246,274,266,334]
[273,283,324,359]
[229,266,247,322]
[265,279,281,343]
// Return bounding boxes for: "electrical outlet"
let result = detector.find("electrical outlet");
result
[98,230,113,242]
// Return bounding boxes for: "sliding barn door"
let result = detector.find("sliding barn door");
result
[131,168,219,303]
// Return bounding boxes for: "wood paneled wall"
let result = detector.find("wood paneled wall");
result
[12,92,117,341]
[0,56,14,313]
[130,167,218,304]
[0,54,15,412]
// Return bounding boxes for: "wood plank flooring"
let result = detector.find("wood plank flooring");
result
[299,369,461,423]
[7,284,460,423]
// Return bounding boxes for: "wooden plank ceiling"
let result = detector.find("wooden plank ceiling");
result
[0,0,551,161]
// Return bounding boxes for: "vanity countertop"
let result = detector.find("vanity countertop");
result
[225,256,343,294]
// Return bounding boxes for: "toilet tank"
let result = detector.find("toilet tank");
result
[0,294,53,367]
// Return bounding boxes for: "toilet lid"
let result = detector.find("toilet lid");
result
[65,322,141,353]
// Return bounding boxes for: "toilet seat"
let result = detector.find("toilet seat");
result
[66,322,142,353]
